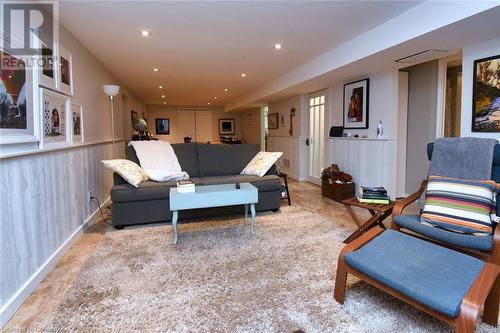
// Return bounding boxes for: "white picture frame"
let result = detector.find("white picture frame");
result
[0,35,40,146]
[40,88,71,148]
[71,103,84,143]
[32,32,59,91]
[57,44,73,96]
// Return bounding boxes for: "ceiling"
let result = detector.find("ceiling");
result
[58,1,421,106]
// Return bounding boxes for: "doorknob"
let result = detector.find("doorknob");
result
[305,138,310,146]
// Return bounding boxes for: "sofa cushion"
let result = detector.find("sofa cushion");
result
[172,143,200,177]
[197,143,259,177]
[201,175,281,192]
[344,230,485,318]
[111,178,203,202]
[394,214,494,251]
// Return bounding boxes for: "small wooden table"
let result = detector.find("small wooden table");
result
[341,197,394,244]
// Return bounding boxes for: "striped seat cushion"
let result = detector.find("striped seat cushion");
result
[420,176,499,236]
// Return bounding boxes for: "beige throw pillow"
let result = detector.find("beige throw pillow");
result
[241,151,283,177]
[102,159,149,187]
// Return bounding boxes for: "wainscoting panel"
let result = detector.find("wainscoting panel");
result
[267,136,300,180]
[327,138,398,199]
[0,141,122,326]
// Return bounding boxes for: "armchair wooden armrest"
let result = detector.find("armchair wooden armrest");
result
[390,180,427,230]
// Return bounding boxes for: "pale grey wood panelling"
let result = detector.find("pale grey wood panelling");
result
[0,142,122,311]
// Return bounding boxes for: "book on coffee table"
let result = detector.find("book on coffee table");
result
[177,179,195,193]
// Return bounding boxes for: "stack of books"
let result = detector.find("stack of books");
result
[177,180,195,193]
[358,186,390,204]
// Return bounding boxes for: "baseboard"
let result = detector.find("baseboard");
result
[0,197,110,328]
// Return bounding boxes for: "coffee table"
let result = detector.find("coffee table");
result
[169,183,258,244]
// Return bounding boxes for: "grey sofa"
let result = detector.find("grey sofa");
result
[110,143,282,229]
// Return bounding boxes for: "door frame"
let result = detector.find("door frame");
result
[306,89,328,185]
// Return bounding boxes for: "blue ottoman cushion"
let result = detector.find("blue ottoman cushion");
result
[344,230,485,318]
[394,215,494,251]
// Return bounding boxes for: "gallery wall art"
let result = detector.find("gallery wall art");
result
[268,112,279,129]
[472,54,500,132]
[155,118,170,135]
[219,118,234,135]
[40,88,70,148]
[57,44,73,96]
[71,103,84,143]
[343,78,369,129]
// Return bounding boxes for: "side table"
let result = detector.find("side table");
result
[278,172,291,206]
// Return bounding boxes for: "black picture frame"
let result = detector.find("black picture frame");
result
[268,112,279,129]
[155,118,170,135]
[343,78,370,129]
[472,54,500,132]
[219,118,235,135]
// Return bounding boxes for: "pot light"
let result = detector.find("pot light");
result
[274,43,282,50]
[214,97,218,100]
[207,102,211,105]
[224,88,229,92]
[159,85,163,89]
[153,68,159,72]
[140,30,150,37]
[163,101,167,104]
[161,95,165,98]
[241,73,246,78]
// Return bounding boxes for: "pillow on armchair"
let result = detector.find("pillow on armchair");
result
[420,176,499,236]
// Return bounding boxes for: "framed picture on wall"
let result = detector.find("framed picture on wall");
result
[39,40,58,90]
[268,112,279,129]
[343,78,369,129]
[57,44,73,96]
[0,36,40,146]
[40,88,71,148]
[71,103,84,143]
[155,118,170,135]
[472,54,500,132]
[219,118,234,135]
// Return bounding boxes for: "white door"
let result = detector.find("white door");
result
[308,93,325,185]
[178,109,196,143]
[195,110,212,143]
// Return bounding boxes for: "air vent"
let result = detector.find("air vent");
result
[395,49,449,64]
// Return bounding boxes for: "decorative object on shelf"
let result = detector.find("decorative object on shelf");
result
[472,54,500,132]
[321,164,354,202]
[343,78,369,129]
[71,103,84,143]
[57,44,73,96]
[103,84,120,158]
[329,126,344,137]
[220,136,241,144]
[377,120,383,138]
[40,88,70,148]
[268,112,279,129]
[218,118,234,135]
[155,118,170,135]
[0,42,39,146]
[289,106,296,136]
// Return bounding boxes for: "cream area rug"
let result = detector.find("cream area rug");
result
[43,206,497,332]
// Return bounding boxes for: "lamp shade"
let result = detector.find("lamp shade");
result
[103,84,120,97]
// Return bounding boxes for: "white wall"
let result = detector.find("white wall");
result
[461,37,500,140]
[0,24,144,326]
[146,105,243,143]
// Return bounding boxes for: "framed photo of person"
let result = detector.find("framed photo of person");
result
[219,118,235,135]
[40,88,71,148]
[343,78,369,129]
[57,44,73,96]
[155,118,170,135]
[71,103,84,143]
[268,112,279,129]
[0,35,40,147]
[38,40,58,90]
[472,54,500,132]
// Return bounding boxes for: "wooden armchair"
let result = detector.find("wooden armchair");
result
[334,142,500,332]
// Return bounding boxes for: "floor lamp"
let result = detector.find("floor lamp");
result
[103,85,120,158]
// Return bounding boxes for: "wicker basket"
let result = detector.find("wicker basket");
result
[321,179,355,202]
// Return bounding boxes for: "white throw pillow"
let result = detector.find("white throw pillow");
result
[101,159,149,187]
[241,151,283,177]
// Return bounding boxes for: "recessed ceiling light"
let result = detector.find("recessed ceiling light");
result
[214,97,217,100]
[158,85,163,89]
[140,30,150,37]
[161,95,165,98]
[153,68,159,72]
[163,101,166,104]
[207,102,211,105]
[224,88,229,92]
[241,73,246,78]
[274,43,282,50]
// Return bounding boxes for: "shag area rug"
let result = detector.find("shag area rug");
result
[43,206,497,332]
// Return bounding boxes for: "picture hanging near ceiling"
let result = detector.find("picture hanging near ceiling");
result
[472,54,500,132]
[155,118,170,135]
[57,44,73,96]
[219,118,234,135]
[41,88,70,148]
[71,103,84,143]
[268,112,279,129]
[0,36,39,146]
[38,40,58,90]
[343,78,369,129]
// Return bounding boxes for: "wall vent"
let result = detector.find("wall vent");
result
[395,49,448,64]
